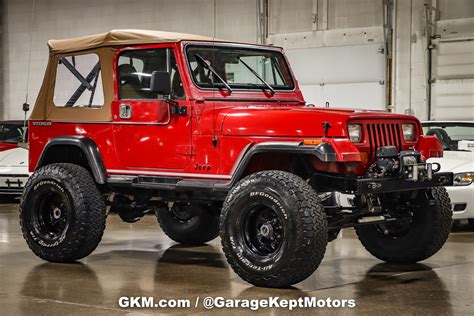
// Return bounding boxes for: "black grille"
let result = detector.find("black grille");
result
[366,123,403,160]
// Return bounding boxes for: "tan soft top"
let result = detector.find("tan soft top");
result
[47,29,218,54]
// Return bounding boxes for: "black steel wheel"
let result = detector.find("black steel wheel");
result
[29,181,71,244]
[242,204,284,256]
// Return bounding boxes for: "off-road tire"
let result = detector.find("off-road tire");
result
[156,204,220,245]
[355,187,452,263]
[20,163,106,262]
[220,170,327,288]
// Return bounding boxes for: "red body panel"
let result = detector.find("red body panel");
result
[29,41,443,180]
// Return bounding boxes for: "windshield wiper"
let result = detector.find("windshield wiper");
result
[195,54,232,94]
[238,58,275,96]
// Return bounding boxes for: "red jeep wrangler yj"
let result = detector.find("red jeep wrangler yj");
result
[21,30,453,288]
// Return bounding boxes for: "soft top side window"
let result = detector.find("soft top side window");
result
[117,48,185,100]
[53,53,104,107]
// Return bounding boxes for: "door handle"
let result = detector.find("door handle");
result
[119,104,132,119]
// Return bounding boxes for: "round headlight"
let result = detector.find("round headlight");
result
[348,124,362,143]
[402,123,415,141]
[453,172,474,186]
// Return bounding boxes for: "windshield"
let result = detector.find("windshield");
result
[186,45,294,91]
[422,123,474,151]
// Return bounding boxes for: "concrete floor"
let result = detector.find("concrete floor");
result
[1,203,473,315]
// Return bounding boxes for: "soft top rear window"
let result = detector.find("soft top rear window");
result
[186,45,294,91]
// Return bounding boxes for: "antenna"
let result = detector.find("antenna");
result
[211,0,218,148]
[22,0,36,142]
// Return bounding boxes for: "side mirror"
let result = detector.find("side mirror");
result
[150,71,171,96]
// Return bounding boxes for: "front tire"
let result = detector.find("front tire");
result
[20,163,106,262]
[220,170,327,288]
[355,187,452,263]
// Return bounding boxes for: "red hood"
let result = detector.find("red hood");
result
[220,105,418,137]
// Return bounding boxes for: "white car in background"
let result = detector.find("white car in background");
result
[0,121,29,199]
[423,121,474,226]
[0,147,29,197]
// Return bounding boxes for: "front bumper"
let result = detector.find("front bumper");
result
[313,172,453,195]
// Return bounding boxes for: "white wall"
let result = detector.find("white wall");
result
[267,0,474,119]
[2,0,258,120]
[394,0,474,120]
[0,0,4,117]
[267,0,386,110]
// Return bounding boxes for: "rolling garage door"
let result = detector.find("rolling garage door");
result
[285,43,386,110]
[266,0,386,111]
[431,38,474,120]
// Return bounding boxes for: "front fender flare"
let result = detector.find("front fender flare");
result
[229,139,361,184]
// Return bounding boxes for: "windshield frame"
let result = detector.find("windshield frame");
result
[184,43,296,93]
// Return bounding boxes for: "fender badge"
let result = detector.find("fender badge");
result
[32,121,52,126]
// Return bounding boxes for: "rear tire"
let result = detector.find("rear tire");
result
[220,170,327,288]
[355,187,452,263]
[156,203,220,245]
[20,163,106,262]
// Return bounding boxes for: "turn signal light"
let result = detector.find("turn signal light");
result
[360,152,369,164]
[303,139,323,146]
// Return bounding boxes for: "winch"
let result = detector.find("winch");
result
[367,146,440,182]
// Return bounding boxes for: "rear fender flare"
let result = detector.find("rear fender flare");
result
[36,136,106,184]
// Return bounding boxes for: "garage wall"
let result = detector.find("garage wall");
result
[430,38,474,120]
[1,0,258,120]
[395,0,474,120]
[0,0,4,117]
[268,0,474,118]
[267,0,386,110]
[2,0,474,121]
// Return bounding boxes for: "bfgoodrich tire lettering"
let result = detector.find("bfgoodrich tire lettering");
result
[220,170,327,288]
[20,163,106,262]
[355,187,452,263]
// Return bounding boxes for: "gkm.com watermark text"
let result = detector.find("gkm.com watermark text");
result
[118,296,356,311]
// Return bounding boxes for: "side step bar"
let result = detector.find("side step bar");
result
[108,175,231,192]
